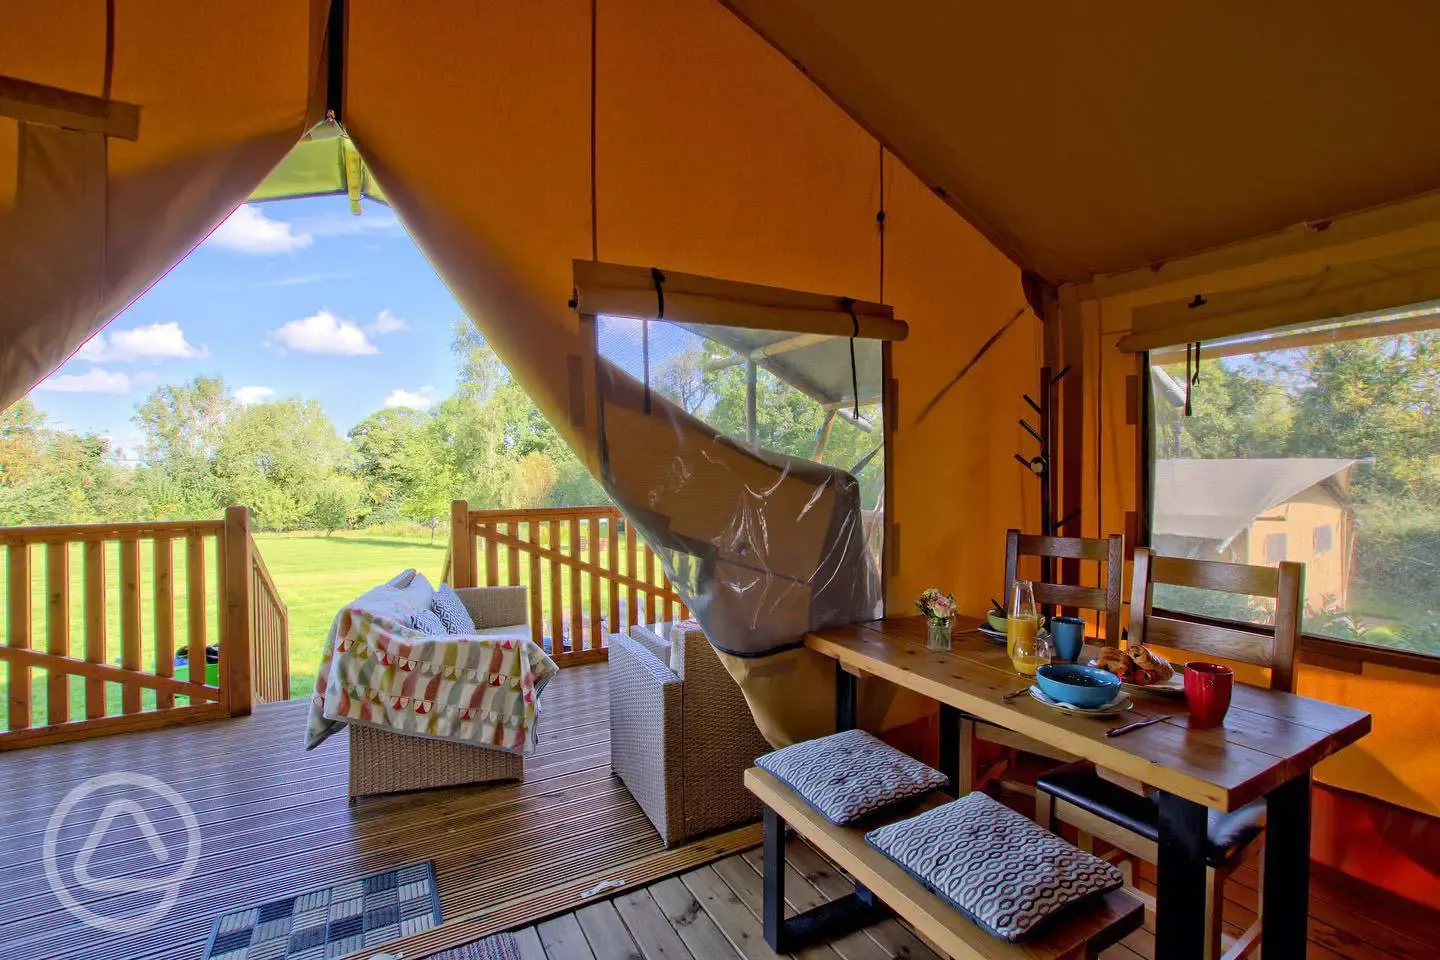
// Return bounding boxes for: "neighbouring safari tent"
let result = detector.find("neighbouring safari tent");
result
[3,0,1440,908]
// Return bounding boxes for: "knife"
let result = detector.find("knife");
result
[1105,715,1167,737]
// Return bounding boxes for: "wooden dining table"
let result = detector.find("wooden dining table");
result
[805,615,1372,960]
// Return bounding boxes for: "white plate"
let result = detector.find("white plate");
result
[1028,685,1134,717]
[1120,672,1186,698]
[976,626,1007,644]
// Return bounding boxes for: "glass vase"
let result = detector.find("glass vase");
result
[927,617,952,651]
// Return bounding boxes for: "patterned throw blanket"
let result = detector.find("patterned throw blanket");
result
[306,605,558,754]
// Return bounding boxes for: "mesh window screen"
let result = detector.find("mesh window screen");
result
[594,315,884,656]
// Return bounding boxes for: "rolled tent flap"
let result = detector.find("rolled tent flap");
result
[0,0,328,409]
[1118,246,1440,352]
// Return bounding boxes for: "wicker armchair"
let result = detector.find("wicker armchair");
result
[608,622,772,846]
[348,585,530,800]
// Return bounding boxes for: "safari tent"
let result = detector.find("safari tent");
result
[3,3,1440,958]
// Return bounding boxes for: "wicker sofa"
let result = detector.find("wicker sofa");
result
[608,622,772,846]
[348,584,531,800]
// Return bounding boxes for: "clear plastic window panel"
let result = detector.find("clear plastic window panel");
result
[1147,310,1440,655]
[594,315,885,656]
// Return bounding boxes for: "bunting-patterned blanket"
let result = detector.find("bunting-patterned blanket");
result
[306,606,558,753]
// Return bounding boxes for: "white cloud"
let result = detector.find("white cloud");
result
[298,207,404,238]
[78,322,209,362]
[234,386,276,405]
[384,386,438,411]
[38,368,131,395]
[369,309,408,334]
[272,309,379,355]
[207,205,313,254]
[261,272,352,287]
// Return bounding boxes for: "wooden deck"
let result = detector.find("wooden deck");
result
[0,662,755,960]
[2,659,1434,960]
[508,837,1440,960]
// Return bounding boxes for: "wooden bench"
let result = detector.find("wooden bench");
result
[746,767,1145,959]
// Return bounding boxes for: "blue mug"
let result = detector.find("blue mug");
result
[1049,616,1086,663]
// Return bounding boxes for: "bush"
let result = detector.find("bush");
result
[1350,502,1440,621]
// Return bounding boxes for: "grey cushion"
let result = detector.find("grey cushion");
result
[410,609,448,636]
[756,729,947,825]
[431,583,477,635]
[866,792,1124,942]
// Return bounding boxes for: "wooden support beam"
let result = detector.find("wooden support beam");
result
[0,75,140,140]
[449,500,474,588]
[7,544,31,730]
[707,332,832,370]
[745,360,758,445]
[222,506,252,716]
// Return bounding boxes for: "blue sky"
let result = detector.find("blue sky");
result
[30,196,464,459]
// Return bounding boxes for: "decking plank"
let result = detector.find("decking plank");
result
[574,900,643,960]
[0,663,679,960]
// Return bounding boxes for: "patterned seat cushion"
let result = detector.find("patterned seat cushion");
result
[866,792,1125,942]
[385,569,418,589]
[431,583,478,635]
[756,729,947,825]
[411,609,448,636]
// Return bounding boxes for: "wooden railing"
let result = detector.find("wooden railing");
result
[0,505,289,749]
[248,530,290,704]
[448,501,688,665]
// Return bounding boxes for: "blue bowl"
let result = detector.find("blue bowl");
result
[1035,664,1121,710]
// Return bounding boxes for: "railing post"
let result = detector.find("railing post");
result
[450,500,475,588]
[223,505,253,716]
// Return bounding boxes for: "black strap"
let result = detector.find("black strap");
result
[841,297,861,420]
[1184,342,1194,417]
[645,268,665,415]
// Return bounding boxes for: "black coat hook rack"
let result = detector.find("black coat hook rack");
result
[1016,365,1081,585]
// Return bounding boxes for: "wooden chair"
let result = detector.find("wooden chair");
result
[959,530,1126,793]
[1033,549,1304,960]
[1004,529,1126,643]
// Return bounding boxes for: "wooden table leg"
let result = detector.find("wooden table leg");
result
[1155,791,1209,960]
[835,661,857,732]
[1262,771,1311,959]
[938,703,961,796]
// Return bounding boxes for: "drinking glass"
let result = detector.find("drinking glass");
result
[1007,580,1041,667]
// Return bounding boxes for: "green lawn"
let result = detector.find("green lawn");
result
[257,532,450,700]
[1,526,676,729]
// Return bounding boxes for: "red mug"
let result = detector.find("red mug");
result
[1184,662,1234,727]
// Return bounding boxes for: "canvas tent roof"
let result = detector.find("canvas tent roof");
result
[249,123,387,211]
[685,324,882,408]
[1153,458,1357,544]
[724,1,1440,283]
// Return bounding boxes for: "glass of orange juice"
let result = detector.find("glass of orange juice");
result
[1007,580,1043,675]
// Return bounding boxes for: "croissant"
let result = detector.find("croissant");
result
[1128,645,1174,684]
[1094,647,1131,679]
[1093,644,1174,685]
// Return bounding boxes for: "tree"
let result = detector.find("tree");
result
[308,473,366,534]
[214,398,350,530]
[133,377,234,483]
[349,407,434,517]
[1151,358,1293,460]
[0,399,48,488]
